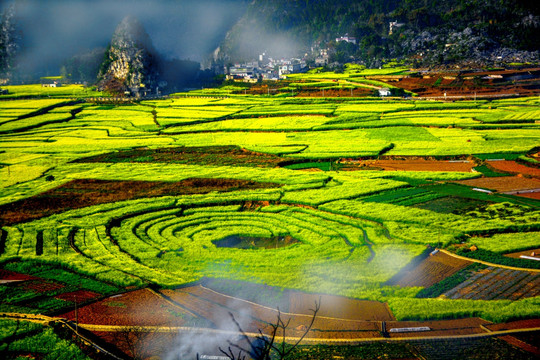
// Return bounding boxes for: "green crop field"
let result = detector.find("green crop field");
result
[1,82,539,332]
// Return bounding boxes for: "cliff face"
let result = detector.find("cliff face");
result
[99,16,159,97]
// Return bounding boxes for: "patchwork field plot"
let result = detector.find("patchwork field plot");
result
[61,288,197,327]
[387,251,471,288]
[484,160,540,178]
[455,176,540,192]
[341,159,476,172]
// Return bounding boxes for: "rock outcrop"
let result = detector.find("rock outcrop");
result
[99,16,159,97]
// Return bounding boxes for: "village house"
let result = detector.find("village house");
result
[378,88,392,97]
[41,79,62,88]
[336,34,357,44]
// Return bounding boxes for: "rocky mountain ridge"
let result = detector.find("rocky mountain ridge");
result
[98,16,159,96]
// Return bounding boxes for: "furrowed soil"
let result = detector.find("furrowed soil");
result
[340,158,476,172]
[455,176,540,192]
[505,249,540,259]
[0,269,37,283]
[442,267,540,300]
[485,160,540,178]
[0,178,280,226]
[387,251,471,288]
[60,288,194,327]
[75,145,285,167]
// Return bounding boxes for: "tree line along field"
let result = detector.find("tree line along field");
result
[0,81,539,357]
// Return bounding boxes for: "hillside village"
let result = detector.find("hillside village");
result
[223,33,363,82]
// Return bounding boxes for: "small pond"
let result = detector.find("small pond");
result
[214,235,299,249]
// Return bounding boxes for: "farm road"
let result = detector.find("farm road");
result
[2,311,539,344]
[76,322,540,344]
[439,249,540,273]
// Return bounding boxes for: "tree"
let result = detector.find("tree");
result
[218,298,321,360]
[111,325,159,360]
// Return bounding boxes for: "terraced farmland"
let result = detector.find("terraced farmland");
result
[1,84,540,358]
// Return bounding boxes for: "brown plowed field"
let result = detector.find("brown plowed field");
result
[497,335,540,356]
[391,68,540,98]
[486,318,540,331]
[505,248,540,259]
[341,159,475,172]
[21,280,65,293]
[60,288,191,327]
[0,178,280,226]
[161,287,270,333]
[443,267,540,300]
[516,192,540,200]
[455,176,540,192]
[486,160,540,178]
[162,286,384,337]
[0,269,37,283]
[388,251,471,288]
[386,318,490,338]
[54,290,101,302]
[289,292,395,321]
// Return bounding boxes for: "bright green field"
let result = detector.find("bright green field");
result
[1,84,539,323]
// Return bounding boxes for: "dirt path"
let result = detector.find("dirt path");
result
[438,249,540,273]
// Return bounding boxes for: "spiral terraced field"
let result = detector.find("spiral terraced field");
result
[2,190,420,298]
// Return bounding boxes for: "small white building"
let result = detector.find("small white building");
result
[378,88,392,97]
[41,80,61,88]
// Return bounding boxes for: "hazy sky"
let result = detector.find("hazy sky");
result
[2,0,247,73]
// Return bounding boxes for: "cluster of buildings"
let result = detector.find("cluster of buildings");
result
[224,54,308,82]
[222,23,405,83]
[222,33,368,82]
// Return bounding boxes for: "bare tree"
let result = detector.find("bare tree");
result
[218,298,321,360]
[111,325,159,360]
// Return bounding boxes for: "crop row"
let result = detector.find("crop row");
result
[443,267,539,300]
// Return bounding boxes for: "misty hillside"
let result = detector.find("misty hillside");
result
[216,0,540,65]
[0,0,248,82]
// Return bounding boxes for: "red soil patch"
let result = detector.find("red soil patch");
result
[92,331,179,360]
[386,318,490,338]
[455,176,540,192]
[341,159,475,172]
[21,280,65,293]
[76,145,284,167]
[497,335,540,356]
[387,251,471,288]
[443,267,539,300]
[391,68,540,98]
[0,269,37,282]
[0,177,280,226]
[289,292,394,321]
[55,289,101,302]
[60,288,192,327]
[505,248,540,259]
[516,192,540,200]
[486,160,540,178]
[162,286,384,338]
[486,319,540,331]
